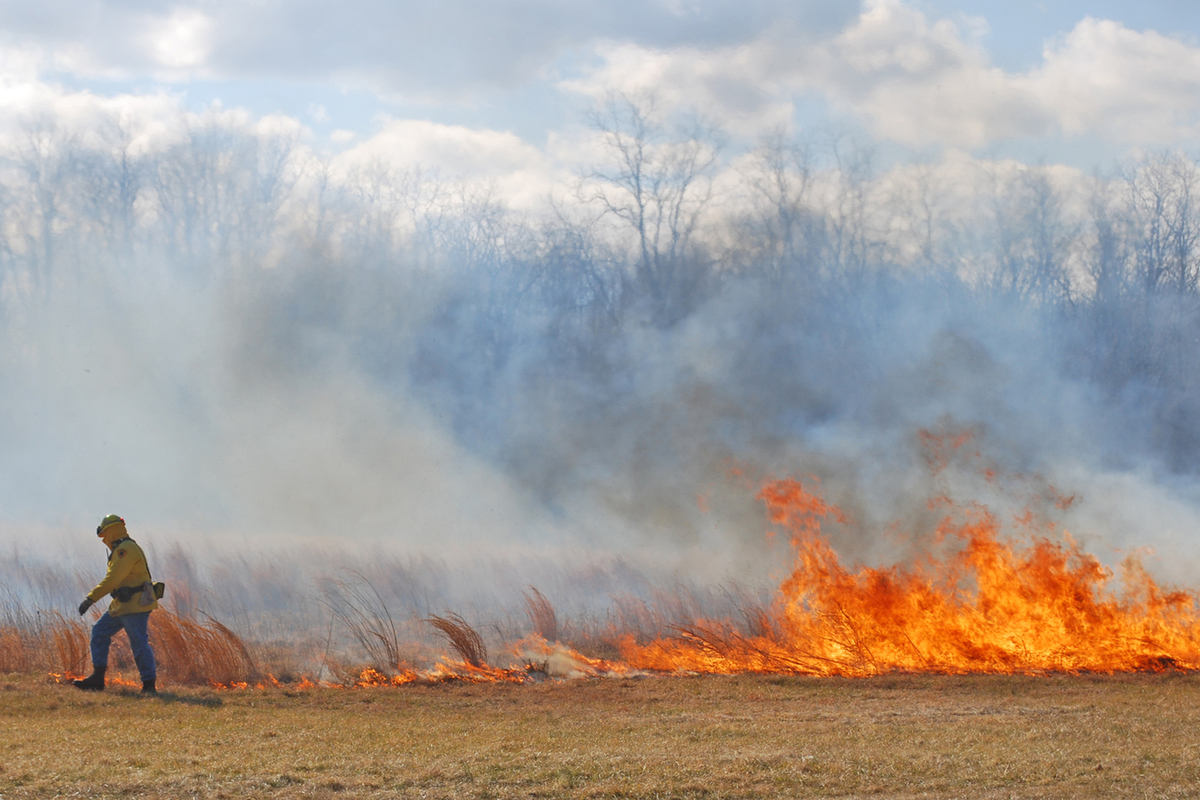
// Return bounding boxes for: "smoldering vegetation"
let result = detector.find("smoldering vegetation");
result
[4,97,1200,676]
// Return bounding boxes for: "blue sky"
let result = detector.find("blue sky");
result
[919,0,1199,70]
[2,0,1198,176]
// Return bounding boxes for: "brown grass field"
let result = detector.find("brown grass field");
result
[2,670,1199,799]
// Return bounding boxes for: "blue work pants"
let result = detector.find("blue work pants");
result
[90,610,157,682]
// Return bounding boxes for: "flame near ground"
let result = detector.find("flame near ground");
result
[622,478,1200,676]
[30,463,1200,689]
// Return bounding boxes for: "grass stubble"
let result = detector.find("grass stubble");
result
[2,670,1199,799]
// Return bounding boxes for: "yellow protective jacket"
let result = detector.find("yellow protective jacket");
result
[87,523,158,616]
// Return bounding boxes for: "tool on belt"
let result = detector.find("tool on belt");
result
[111,581,166,603]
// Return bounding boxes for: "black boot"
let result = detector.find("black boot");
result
[73,666,106,691]
[141,679,157,694]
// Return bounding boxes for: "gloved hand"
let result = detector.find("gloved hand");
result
[78,598,93,616]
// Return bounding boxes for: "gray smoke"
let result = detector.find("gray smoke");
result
[4,110,1200,650]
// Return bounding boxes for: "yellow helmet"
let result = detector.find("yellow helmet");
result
[96,514,125,536]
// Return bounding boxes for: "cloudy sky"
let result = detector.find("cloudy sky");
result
[2,0,1198,177]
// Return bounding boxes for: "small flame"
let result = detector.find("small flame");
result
[513,635,636,679]
[351,662,527,686]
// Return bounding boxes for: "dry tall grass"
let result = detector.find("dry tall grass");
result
[0,611,89,675]
[45,611,90,675]
[427,613,487,667]
[319,573,403,673]
[149,612,259,686]
[0,625,37,673]
[523,586,558,642]
[0,608,258,686]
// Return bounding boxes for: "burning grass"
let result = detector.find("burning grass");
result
[7,460,1200,796]
[524,585,558,642]
[621,478,1200,677]
[427,612,488,668]
[3,670,1200,798]
[7,446,1200,690]
[11,477,1200,689]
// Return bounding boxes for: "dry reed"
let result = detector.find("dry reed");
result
[1,607,259,686]
[427,613,487,667]
[0,626,35,673]
[320,573,403,673]
[0,611,89,675]
[523,586,558,642]
[148,611,259,686]
[44,611,90,676]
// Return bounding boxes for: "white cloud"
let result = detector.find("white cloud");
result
[560,1,1200,150]
[6,0,1196,160]
[1032,17,1200,143]
[141,7,214,72]
[336,119,540,174]
[819,3,1200,147]
[0,68,187,154]
[332,118,561,208]
[558,2,1045,146]
[0,0,859,97]
[806,0,1050,147]
[558,40,795,136]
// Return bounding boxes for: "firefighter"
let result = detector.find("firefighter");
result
[73,514,159,694]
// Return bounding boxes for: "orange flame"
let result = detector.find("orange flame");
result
[621,478,1200,676]
[50,670,145,688]
[45,467,1200,689]
[350,662,529,686]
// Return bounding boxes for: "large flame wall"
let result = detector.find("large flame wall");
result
[621,479,1200,676]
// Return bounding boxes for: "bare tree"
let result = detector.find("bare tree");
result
[1022,168,1077,304]
[6,120,77,296]
[148,122,229,275]
[737,128,825,283]
[306,156,334,248]
[235,127,301,269]
[72,119,146,264]
[338,158,407,268]
[1085,172,1131,305]
[824,133,881,275]
[147,118,300,279]
[886,160,950,271]
[582,93,722,326]
[530,201,623,350]
[1124,151,1200,294]
[983,164,1075,304]
[336,161,447,271]
[438,181,516,269]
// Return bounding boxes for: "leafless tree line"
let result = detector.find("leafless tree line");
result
[3,98,1200,468]
[2,100,1198,316]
